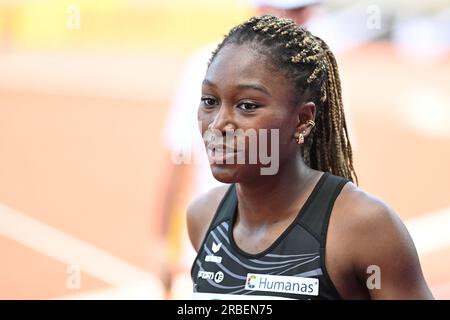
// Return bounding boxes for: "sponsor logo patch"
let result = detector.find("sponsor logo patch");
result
[197,270,225,284]
[198,271,214,280]
[214,271,224,283]
[205,255,222,263]
[245,273,319,296]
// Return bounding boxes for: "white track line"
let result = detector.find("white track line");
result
[0,203,164,298]
[405,207,450,256]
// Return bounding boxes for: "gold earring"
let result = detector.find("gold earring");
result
[296,133,304,145]
[306,120,315,128]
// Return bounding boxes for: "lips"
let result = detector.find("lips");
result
[206,143,243,164]
[206,143,237,153]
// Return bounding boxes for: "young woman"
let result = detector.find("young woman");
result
[187,15,433,300]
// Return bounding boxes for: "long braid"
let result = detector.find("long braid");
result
[209,15,358,184]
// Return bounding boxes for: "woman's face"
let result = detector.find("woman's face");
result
[198,43,303,184]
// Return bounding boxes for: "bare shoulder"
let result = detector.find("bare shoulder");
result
[186,185,230,252]
[329,182,433,299]
[334,182,403,235]
[333,182,415,263]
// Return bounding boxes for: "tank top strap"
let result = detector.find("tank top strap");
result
[208,184,237,231]
[297,172,350,242]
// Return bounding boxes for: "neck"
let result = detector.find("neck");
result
[235,154,319,229]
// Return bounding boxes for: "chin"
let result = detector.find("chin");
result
[210,164,243,184]
[210,163,264,184]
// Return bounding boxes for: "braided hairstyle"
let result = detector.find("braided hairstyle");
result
[208,15,357,183]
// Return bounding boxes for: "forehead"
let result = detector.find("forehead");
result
[205,43,290,95]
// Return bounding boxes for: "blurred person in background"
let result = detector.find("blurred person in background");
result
[159,0,323,298]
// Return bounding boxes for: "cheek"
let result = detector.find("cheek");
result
[197,108,212,134]
[237,114,293,165]
[259,112,295,141]
[262,113,297,159]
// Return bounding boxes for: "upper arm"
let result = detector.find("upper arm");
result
[186,185,229,252]
[349,195,434,300]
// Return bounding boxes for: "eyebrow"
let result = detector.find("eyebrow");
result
[202,79,272,97]
[202,79,217,88]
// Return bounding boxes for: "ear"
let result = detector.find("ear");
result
[296,102,316,138]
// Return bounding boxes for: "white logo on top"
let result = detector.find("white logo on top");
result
[214,271,224,283]
[212,242,222,253]
[197,270,224,284]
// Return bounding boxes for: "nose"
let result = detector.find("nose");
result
[208,104,236,133]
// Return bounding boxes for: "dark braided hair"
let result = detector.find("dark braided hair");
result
[208,15,358,184]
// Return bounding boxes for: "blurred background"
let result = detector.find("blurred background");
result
[0,0,449,299]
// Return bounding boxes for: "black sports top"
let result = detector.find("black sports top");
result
[191,172,350,300]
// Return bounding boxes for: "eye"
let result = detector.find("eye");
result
[200,96,218,108]
[237,102,260,111]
